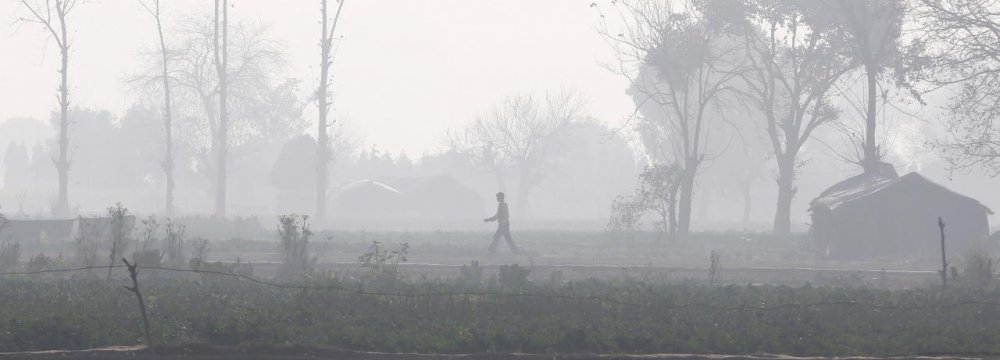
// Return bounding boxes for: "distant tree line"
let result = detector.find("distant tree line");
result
[595,0,1000,236]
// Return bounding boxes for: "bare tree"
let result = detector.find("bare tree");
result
[316,0,346,225]
[138,0,176,216]
[609,164,682,241]
[171,8,292,213]
[17,0,80,216]
[736,0,853,234]
[827,0,906,175]
[452,92,584,217]
[914,0,1000,175]
[213,0,229,218]
[598,0,745,235]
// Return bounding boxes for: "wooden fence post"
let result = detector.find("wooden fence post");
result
[939,217,948,291]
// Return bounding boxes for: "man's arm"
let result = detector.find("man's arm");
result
[484,204,500,222]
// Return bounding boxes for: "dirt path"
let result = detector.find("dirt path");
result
[0,346,989,360]
[223,261,939,288]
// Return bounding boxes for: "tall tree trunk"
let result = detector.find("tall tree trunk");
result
[741,180,752,229]
[773,155,796,235]
[152,0,175,216]
[862,63,879,175]
[668,182,679,240]
[213,0,229,218]
[317,0,331,225]
[514,168,534,220]
[676,167,695,236]
[316,0,345,226]
[54,12,70,217]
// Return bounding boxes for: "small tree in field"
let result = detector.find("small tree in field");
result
[358,240,409,285]
[609,164,682,241]
[163,219,186,268]
[0,206,20,273]
[17,0,80,216]
[277,214,315,279]
[74,219,100,268]
[107,203,131,280]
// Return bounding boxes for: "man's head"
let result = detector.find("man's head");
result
[496,192,505,202]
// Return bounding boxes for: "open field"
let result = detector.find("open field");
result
[2,230,997,357]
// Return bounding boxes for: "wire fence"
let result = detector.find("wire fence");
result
[1,263,999,312]
[4,262,1000,357]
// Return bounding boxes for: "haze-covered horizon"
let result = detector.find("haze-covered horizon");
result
[0,0,635,157]
[0,0,998,235]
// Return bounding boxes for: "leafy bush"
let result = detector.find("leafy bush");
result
[498,263,530,288]
[25,253,52,273]
[608,165,682,241]
[358,240,408,286]
[960,248,995,288]
[459,260,483,286]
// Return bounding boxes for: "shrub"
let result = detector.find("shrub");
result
[459,260,483,286]
[277,214,315,280]
[189,237,210,263]
[74,218,101,267]
[498,263,531,288]
[137,215,159,252]
[25,253,52,273]
[358,240,409,286]
[709,250,722,286]
[163,220,186,268]
[960,248,995,288]
[607,165,682,241]
[0,204,7,230]
[131,249,163,268]
[0,240,22,272]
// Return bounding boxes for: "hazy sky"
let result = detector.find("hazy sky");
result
[0,0,635,157]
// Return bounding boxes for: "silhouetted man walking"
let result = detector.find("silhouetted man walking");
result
[484,192,518,254]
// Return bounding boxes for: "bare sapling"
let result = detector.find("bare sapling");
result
[122,258,153,347]
[709,250,722,286]
[107,203,131,280]
[74,219,100,268]
[133,216,162,269]
[164,219,186,268]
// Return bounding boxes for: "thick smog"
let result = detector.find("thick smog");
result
[0,1,997,358]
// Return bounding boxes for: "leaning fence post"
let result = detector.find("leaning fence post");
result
[123,258,154,348]
[939,217,948,290]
